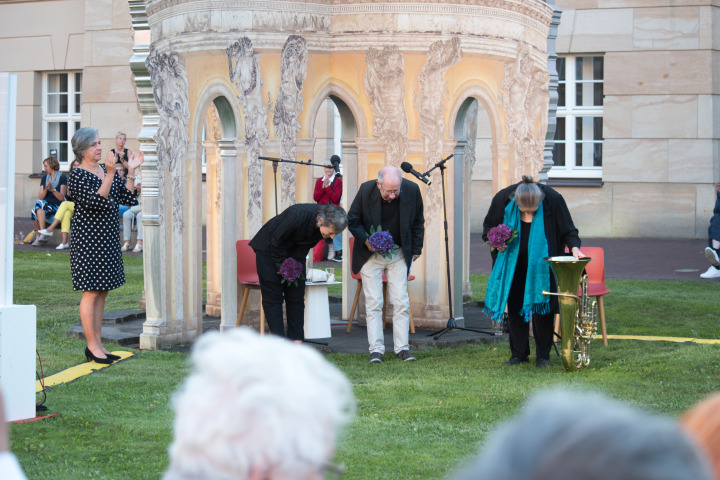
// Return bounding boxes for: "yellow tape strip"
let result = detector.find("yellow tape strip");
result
[36,351,134,392]
[605,335,720,344]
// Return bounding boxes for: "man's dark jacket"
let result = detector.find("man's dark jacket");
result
[347,178,424,275]
[249,203,322,265]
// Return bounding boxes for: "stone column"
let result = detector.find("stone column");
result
[340,140,358,321]
[219,140,240,331]
[204,140,222,317]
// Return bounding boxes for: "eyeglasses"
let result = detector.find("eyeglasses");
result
[379,185,401,197]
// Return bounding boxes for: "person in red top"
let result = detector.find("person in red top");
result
[313,155,343,261]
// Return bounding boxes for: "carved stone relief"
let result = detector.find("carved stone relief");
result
[146,46,190,233]
[273,35,308,210]
[228,36,269,235]
[416,37,461,216]
[498,42,548,180]
[208,102,223,210]
[365,45,409,167]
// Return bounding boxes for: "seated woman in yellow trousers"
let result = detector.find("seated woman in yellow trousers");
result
[38,159,80,250]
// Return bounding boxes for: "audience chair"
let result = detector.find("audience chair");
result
[235,240,267,334]
[346,237,415,334]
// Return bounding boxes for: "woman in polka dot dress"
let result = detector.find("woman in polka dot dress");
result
[68,127,143,364]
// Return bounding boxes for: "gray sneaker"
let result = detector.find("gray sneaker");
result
[397,350,416,361]
[369,352,383,363]
[705,247,720,267]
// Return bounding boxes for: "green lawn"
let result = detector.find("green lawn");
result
[9,250,720,479]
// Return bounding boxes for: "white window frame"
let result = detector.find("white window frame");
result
[550,55,603,179]
[42,71,82,170]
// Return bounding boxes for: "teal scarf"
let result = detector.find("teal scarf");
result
[484,200,550,322]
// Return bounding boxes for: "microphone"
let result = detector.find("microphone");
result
[400,162,432,186]
[330,154,341,174]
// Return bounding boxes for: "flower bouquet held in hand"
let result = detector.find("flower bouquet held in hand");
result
[367,225,399,259]
[278,258,304,287]
[486,224,518,253]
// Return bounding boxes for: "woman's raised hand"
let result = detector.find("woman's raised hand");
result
[104,152,116,176]
[128,151,144,171]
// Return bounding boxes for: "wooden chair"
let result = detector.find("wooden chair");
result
[581,246,610,346]
[346,237,415,334]
[235,240,267,334]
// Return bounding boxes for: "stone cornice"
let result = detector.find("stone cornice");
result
[146,0,553,36]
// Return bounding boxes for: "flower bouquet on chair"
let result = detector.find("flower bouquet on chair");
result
[486,224,517,253]
[278,257,304,287]
[367,225,399,259]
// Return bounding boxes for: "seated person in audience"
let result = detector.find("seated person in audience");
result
[121,173,143,253]
[31,156,67,245]
[163,328,355,480]
[38,159,80,250]
[681,392,720,479]
[451,388,713,480]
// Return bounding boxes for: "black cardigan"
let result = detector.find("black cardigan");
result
[249,203,323,265]
[482,182,581,258]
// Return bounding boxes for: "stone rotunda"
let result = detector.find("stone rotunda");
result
[127,0,560,348]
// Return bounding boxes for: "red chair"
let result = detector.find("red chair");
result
[235,240,267,334]
[581,246,610,346]
[346,237,416,333]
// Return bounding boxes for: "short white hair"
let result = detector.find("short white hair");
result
[163,328,355,480]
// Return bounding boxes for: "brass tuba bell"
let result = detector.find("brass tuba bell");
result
[542,256,598,372]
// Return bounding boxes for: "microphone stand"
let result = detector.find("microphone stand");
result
[424,154,496,340]
[259,156,329,215]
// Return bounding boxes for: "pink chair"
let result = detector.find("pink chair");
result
[235,240,267,334]
[581,246,610,346]
[346,237,416,333]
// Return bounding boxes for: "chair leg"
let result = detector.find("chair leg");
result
[236,288,250,327]
[346,280,362,333]
[259,291,266,335]
[409,308,415,334]
[597,295,608,346]
[381,283,388,330]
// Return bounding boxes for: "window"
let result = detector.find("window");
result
[551,56,603,179]
[42,72,82,168]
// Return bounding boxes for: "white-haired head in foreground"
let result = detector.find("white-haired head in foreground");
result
[163,328,355,480]
[452,388,713,480]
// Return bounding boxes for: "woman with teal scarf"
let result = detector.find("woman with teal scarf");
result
[483,176,583,368]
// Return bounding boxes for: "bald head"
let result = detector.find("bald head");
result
[377,166,403,202]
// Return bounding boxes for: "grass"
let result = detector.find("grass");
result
[9,250,720,479]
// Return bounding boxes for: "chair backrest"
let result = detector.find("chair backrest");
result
[581,246,606,287]
[236,240,259,284]
[348,237,362,280]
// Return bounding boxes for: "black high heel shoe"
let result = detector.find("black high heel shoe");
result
[104,352,121,361]
[85,347,113,364]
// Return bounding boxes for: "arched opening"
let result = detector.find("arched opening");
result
[193,90,241,317]
[306,85,364,320]
[450,90,501,315]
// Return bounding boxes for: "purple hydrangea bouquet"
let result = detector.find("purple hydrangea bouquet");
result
[486,224,518,252]
[367,225,398,258]
[278,257,304,286]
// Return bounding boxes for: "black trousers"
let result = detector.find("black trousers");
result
[255,252,306,341]
[507,270,554,360]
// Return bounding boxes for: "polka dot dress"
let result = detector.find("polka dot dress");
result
[68,166,138,291]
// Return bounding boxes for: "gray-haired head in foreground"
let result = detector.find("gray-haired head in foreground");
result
[452,388,713,480]
[163,328,355,480]
[71,127,99,163]
[317,204,348,232]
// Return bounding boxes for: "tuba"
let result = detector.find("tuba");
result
[542,256,598,372]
